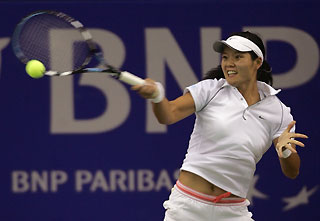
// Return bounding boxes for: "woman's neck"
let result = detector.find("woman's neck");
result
[237,82,260,106]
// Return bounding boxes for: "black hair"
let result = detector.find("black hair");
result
[203,31,273,86]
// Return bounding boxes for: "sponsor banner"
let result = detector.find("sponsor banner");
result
[0,1,319,221]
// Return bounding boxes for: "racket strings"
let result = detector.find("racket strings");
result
[16,13,91,72]
[19,16,55,67]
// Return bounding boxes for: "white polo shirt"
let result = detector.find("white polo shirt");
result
[181,78,294,198]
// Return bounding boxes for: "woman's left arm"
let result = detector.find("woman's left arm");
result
[273,121,308,179]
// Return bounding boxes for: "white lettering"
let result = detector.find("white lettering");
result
[110,170,127,191]
[75,170,93,192]
[145,28,199,133]
[155,169,173,191]
[12,170,68,193]
[90,170,109,192]
[75,169,176,192]
[128,170,135,191]
[51,170,68,192]
[50,29,130,134]
[200,28,221,77]
[31,171,48,192]
[0,38,10,77]
[13,169,177,193]
[12,171,29,193]
[137,169,154,191]
[244,27,319,88]
[173,169,180,180]
[47,26,316,134]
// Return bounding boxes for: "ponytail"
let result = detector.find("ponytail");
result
[257,60,273,86]
[202,65,224,81]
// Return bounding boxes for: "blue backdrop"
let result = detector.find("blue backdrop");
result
[0,1,319,220]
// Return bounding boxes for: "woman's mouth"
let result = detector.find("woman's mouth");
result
[227,70,237,77]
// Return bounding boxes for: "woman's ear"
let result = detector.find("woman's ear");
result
[256,57,263,69]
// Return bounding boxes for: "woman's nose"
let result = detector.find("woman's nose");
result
[226,59,235,67]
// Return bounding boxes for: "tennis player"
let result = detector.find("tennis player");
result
[132,31,308,221]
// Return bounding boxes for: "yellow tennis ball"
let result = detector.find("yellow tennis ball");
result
[25,60,46,79]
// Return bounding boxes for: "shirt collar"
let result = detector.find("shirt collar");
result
[221,79,281,97]
[257,81,281,96]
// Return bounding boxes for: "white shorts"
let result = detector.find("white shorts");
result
[163,181,254,221]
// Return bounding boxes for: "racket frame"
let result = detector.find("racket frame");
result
[12,10,145,85]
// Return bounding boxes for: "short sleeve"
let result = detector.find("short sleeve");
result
[184,79,223,112]
[272,101,295,140]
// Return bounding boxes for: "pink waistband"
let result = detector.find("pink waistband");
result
[176,180,246,204]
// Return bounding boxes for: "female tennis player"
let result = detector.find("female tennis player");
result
[132,31,308,221]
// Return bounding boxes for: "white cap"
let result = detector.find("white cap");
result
[213,35,264,61]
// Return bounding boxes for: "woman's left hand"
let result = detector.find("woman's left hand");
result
[275,121,308,158]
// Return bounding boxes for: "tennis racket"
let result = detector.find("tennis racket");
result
[11,10,145,85]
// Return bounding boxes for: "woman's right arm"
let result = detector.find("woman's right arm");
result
[152,93,195,125]
[132,79,196,125]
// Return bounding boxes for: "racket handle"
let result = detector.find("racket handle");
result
[119,71,145,86]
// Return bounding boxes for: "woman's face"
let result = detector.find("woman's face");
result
[221,47,261,90]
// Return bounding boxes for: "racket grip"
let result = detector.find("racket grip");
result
[119,71,145,86]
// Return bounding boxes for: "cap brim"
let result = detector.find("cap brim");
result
[213,40,252,53]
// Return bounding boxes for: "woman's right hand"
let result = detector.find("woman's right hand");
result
[131,78,159,100]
